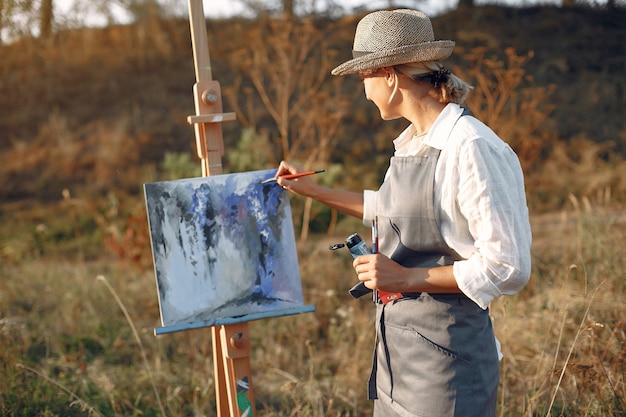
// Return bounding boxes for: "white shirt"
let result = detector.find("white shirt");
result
[363,103,532,309]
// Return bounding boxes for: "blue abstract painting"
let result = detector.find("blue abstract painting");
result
[144,169,311,334]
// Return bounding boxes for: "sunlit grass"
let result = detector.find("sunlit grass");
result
[1,197,624,416]
[1,6,625,415]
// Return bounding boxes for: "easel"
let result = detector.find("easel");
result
[186,1,251,415]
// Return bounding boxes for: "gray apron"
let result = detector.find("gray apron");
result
[369,146,499,417]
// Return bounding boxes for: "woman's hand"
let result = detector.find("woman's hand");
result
[275,160,320,198]
[354,254,461,294]
[274,160,366,219]
[353,254,410,292]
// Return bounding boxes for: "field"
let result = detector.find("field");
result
[1,3,625,416]
[0,194,624,416]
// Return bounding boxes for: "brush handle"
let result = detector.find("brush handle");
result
[261,169,325,184]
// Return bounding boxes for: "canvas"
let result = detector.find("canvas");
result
[144,169,312,334]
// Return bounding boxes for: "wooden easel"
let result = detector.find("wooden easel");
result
[186,1,252,415]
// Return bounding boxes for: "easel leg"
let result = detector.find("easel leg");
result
[212,326,231,416]
[220,323,255,417]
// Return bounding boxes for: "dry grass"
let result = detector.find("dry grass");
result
[1,6,625,416]
[1,195,625,416]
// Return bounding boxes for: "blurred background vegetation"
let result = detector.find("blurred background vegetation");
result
[0,0,625,416]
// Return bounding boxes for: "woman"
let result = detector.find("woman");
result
[275,9,531,417]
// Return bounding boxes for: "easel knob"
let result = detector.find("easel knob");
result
[202,89,219,104]
[229,332,248,350]
[222,323,251,359]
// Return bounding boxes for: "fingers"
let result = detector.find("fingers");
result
[353,254,375,283]
[275,161,319,197]
[352,254,374,269]
[275,161,297,192]
[277,176,307,194]
[352,254,395,290]
[276,161,301,191]
[276,160,301,177]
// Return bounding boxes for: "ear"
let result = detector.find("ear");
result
[382,67,396,85]
[381,67,394,78]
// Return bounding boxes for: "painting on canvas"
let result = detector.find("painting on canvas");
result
[144,169,307,332]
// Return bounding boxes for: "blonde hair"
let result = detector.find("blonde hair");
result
[394,61,472,104]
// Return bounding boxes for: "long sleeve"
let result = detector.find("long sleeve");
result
[445,129,532,309]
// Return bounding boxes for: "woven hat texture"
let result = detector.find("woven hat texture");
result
[331,9,455,76]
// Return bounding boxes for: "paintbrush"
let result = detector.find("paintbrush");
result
[260,169,325,184]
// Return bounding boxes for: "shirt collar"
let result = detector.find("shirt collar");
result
[393,103,465,152]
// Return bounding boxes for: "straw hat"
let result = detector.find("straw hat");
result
[331,9,455,76]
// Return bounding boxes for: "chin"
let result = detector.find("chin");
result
[380,113,401,121]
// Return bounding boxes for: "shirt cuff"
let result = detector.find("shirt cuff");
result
[362,189,377,227]
[453,259,503,310]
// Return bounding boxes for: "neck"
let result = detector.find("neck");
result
[395,76,446,134]
[405,98,445,136]
[387,74,447,135]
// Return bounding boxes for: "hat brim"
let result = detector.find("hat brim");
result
[331,40,455,76]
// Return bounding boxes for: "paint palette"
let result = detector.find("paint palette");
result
[144,169,314,334]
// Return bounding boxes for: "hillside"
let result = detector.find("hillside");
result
[439,5,625,149]
[0,4,624,203]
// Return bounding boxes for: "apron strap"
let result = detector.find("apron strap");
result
[368,305,395,400]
